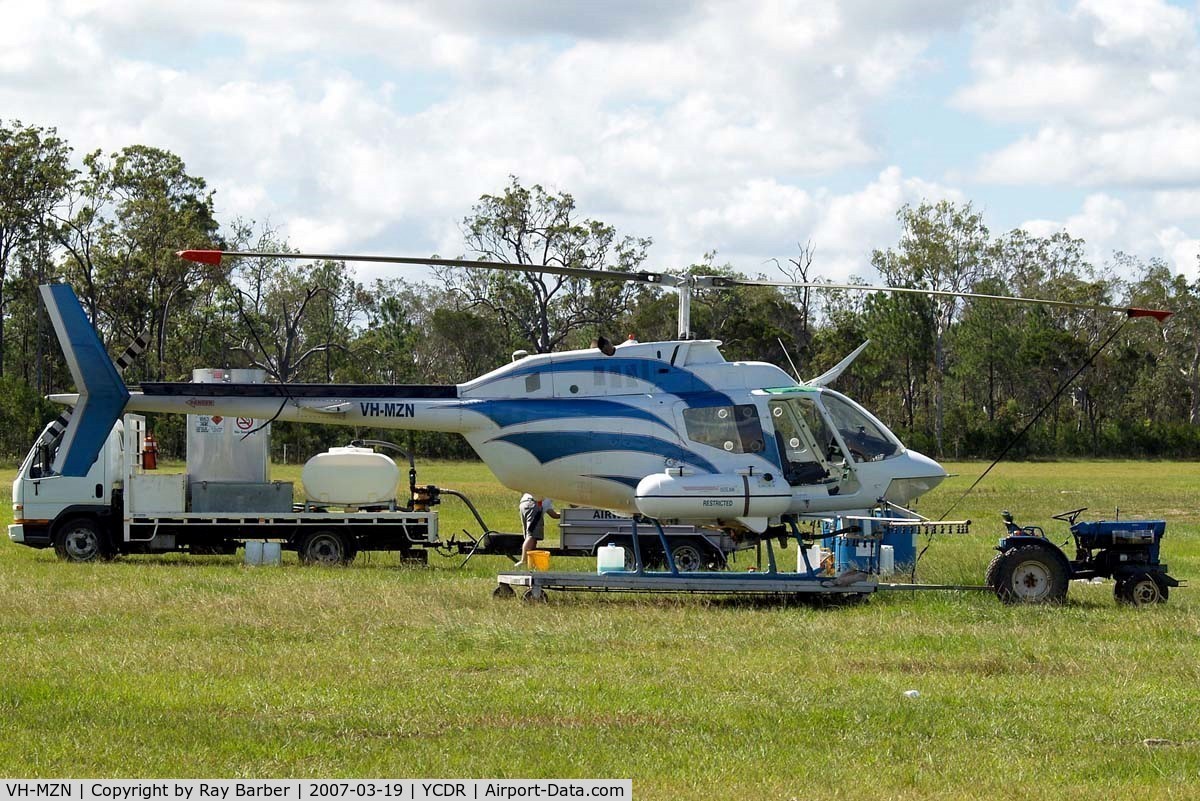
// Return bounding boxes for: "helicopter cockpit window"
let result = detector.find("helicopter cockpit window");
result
[682,404,765,454]
[819,392,900,462]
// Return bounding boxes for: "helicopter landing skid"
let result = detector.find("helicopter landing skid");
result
[493,569,878,601]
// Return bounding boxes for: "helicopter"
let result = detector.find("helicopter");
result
[38,250,1173,534]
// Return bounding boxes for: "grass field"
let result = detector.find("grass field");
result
[1,459,1198,798]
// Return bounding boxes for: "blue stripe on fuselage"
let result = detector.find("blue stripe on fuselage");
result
[474,357,732,404]
[451,398,674,433]
[493,431,718,474]
[587,474,643,490]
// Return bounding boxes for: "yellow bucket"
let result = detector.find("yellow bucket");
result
[527,550,551,571]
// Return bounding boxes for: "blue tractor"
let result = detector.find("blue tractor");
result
[986,508,1181,606]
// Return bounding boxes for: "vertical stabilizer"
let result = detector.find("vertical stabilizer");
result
[40,284,130,476]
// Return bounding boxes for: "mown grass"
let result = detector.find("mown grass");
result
[1,459,1198,798]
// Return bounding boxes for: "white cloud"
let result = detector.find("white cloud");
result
[1018,193,1200,278]
[959,0,1200,191]
[1,0,956,285]
[2,0,1196,290]
[977,120,1200,186]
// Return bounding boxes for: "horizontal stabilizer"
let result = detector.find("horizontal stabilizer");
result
[40,284,130,476]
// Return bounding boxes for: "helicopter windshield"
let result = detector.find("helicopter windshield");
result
[818,391,900,462]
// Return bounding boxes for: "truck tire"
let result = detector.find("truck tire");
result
[53,517,111,563]
[669,541,705,572]
[299,531,355,566]
[1115,573,1168,606]
[993,544,1068,604]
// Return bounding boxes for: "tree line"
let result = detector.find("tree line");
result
[2,119,1198,464]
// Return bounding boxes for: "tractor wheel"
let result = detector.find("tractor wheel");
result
[993,545,1069,604]
[984,553,1004,589]
[299,531,355,566]
[1115,573,1168,606]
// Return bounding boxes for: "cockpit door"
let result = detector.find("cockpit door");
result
[768,398,831,486]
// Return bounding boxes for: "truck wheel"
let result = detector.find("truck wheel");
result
[617,539,640,571]
[53,518,110,563]
[1115,573,1167,606]
[299,531,354,566]
[994,545,1068,604]
[669,541,705,572]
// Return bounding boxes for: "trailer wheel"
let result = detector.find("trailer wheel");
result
[299,531,354,566]
[669,541,705,572]
[1115,573,1168,606]
[53,517,110,563]
[994,545,1068,604]
[492,583,515,600]
[522,588,548,603]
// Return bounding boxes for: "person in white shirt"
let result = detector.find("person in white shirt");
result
[515,492,560,568]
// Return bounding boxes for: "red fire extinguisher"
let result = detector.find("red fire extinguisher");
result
[142,432,158,470]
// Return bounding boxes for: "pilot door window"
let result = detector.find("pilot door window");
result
[769,399,831,485]
[682,404,765,454]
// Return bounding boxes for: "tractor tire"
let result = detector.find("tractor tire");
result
[984,552,1004,589]
[1115,573,1168,606]
[299,530,355,566]
[993,545,1069,604]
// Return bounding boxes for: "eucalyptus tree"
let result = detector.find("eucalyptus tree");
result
[441,177,652,354]
[0,120,73,377]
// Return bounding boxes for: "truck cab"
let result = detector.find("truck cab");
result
[10,418,126,558]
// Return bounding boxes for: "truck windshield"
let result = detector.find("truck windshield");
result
[21,425,60,478]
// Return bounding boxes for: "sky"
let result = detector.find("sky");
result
[2,0,1199,285]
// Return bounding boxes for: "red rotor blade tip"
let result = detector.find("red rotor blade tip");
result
[1127,308,1174,322]
[177,249,223,266]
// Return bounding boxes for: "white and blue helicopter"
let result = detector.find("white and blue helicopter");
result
[39,249,1172,534]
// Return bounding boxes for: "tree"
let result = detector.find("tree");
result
[0,121,73,377]
[223,229,365,384]
[872,200,992,456]
[51,146,223,382]
[442,177,652,353]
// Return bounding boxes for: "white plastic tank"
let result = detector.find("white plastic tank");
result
[879,544,895,576]
[302,447,400,506]
[597,543,627,574]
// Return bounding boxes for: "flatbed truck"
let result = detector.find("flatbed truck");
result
[9,415,438,563]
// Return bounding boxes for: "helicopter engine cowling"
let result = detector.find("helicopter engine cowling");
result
[634,470,792,533]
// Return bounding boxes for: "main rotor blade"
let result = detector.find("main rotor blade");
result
[177,249,675,286]
[713,277,1174,321]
